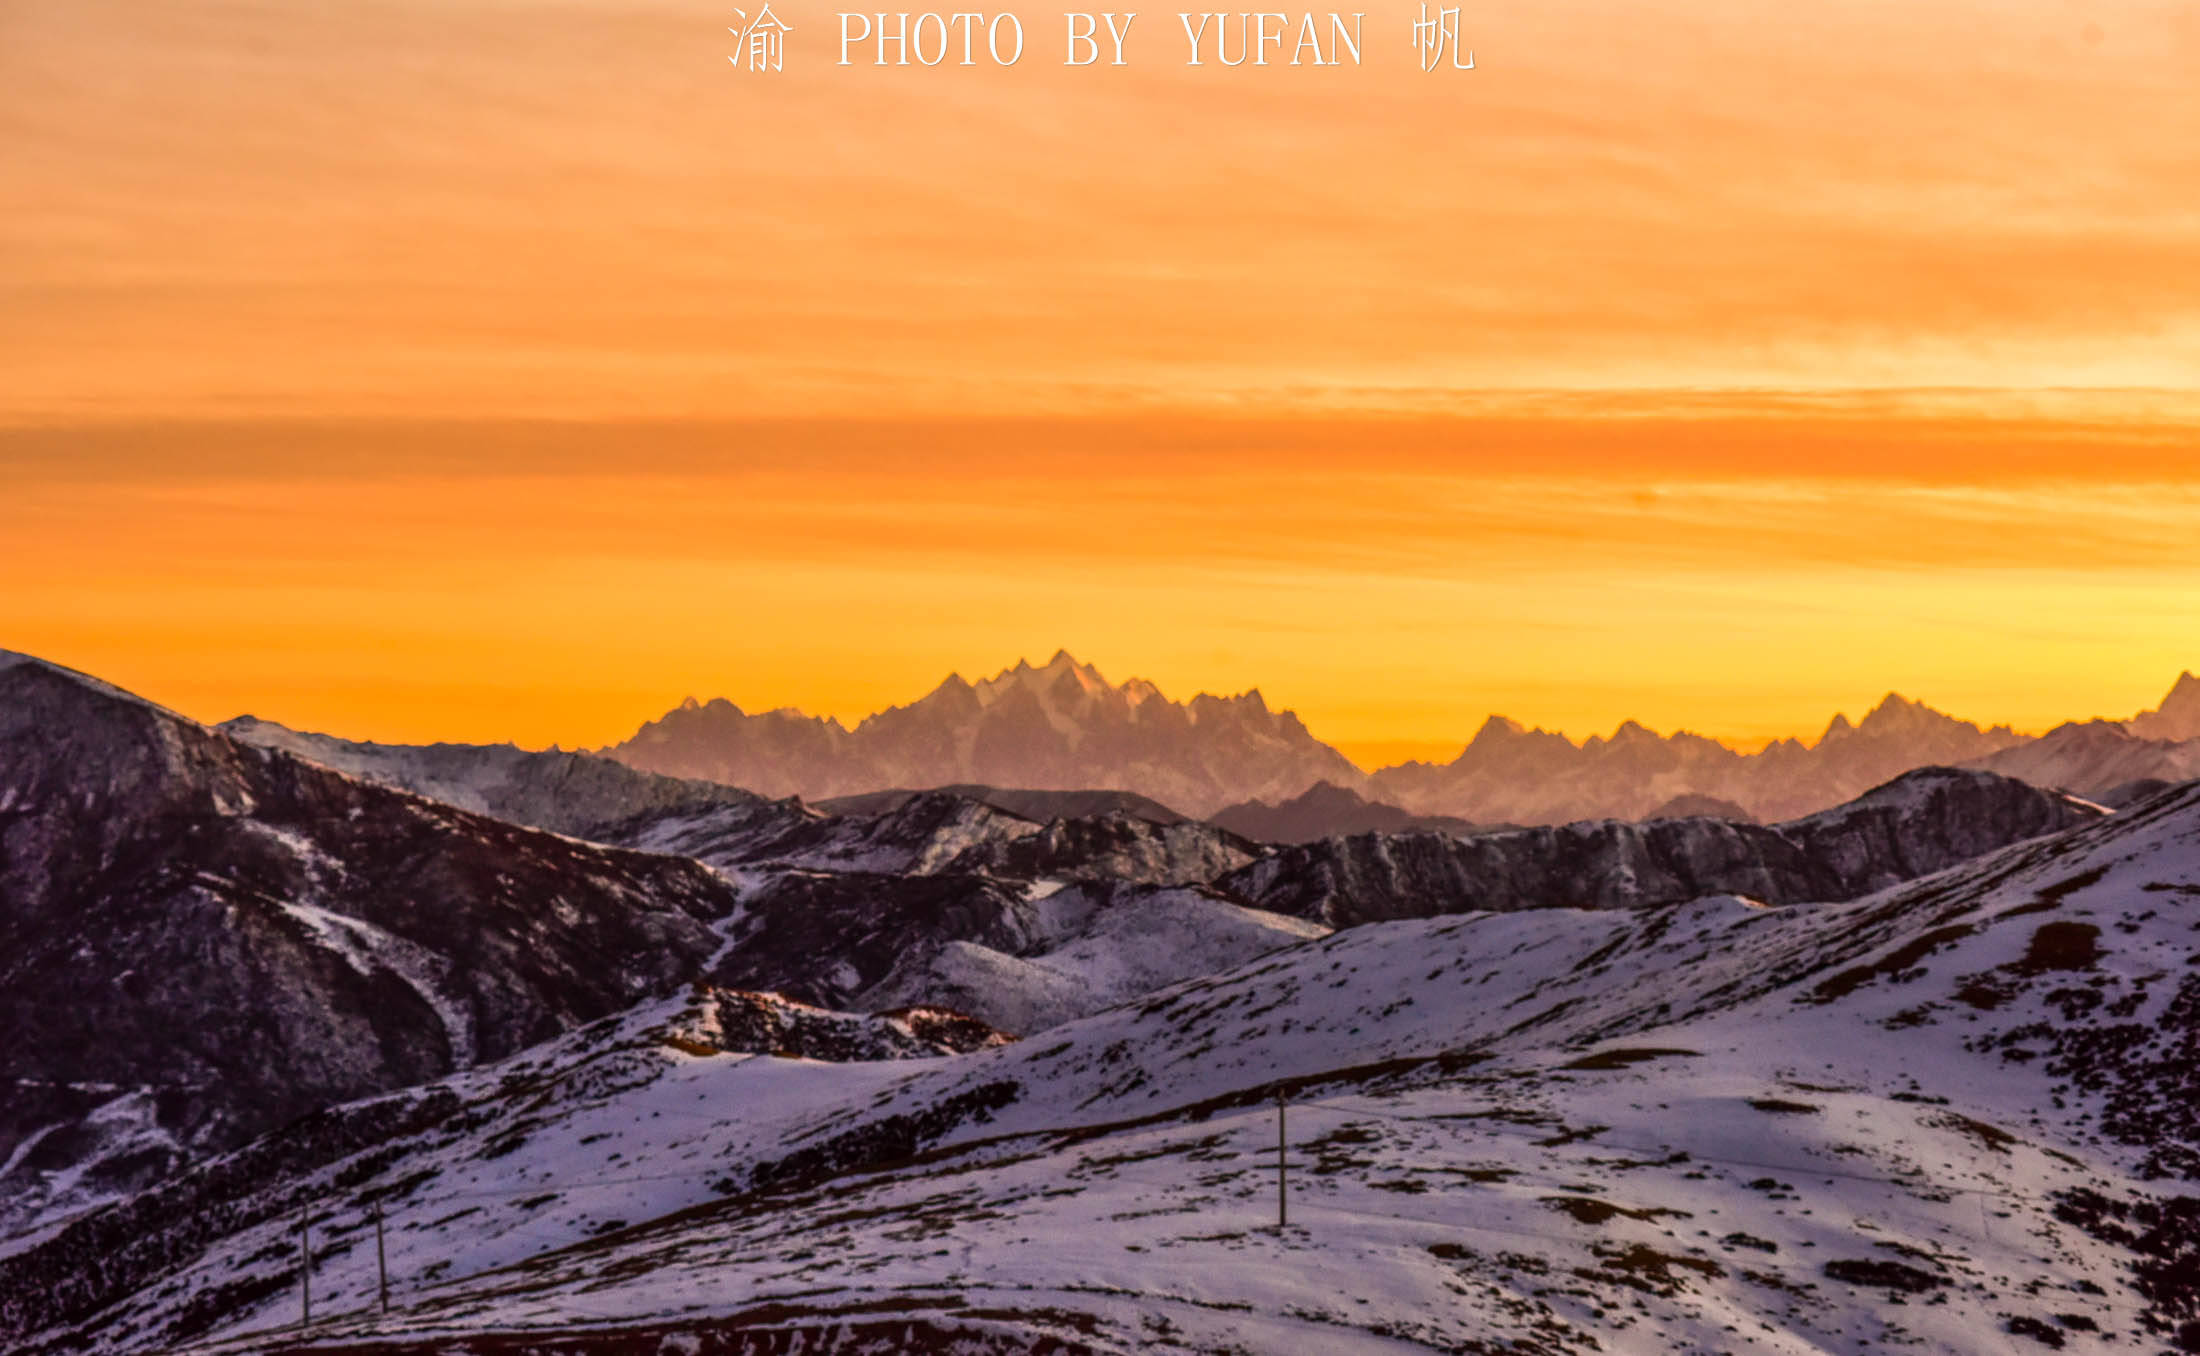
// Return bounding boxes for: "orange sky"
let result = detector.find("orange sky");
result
[3,2,2198,764]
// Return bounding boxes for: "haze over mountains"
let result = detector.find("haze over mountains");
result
[604,651,2200,829]
[608,651,1362,818]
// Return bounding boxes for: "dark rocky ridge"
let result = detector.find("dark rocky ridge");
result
[817,783,1192,826]
[706,872,1042,1011]
[939,811,1262,885]
[1222,767,2103,926]
[616,787,1260,887]
[1210,779,1482,843]
[0,656,741,1234]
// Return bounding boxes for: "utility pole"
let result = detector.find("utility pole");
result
[1275,1093,1289,1232]
[297,1198,311,1328]
[374,1198,390,1316]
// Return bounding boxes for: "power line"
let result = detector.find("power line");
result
[245,1070,2062,1345]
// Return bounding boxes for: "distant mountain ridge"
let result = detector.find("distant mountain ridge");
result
[1367,691,2030,824]
[604,656,2200,826]
[607,651,1362,818]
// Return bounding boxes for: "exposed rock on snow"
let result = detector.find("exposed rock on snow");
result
[0,985,1001,1350]
[0,660,740,1238]
[12,782,2200,1356]
[1223,767,2100,926]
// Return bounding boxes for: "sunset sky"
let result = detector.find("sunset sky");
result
[4,0,2198,765]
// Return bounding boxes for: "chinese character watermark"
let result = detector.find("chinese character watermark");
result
[1411,4,1473,71]
[731,4,794,71]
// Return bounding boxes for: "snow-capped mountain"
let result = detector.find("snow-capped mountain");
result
[14,781,2200,1355]
[1223,767,2101,926]
[259,660,2200,830]
[0,653,741,1238]
[1369,692,2031,825]
[1972,718,2200,804]
[605,651,1367,817]
[2131,670,2200,743]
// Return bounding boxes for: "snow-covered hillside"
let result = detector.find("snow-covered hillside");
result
[14,783,2199,1355]
[0,656,743,1241]
[0,648,2121,1273]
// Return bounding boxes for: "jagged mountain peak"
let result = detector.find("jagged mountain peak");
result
[2131,667,2200,741]
[608,656,1361,816]
[1857,690,1951,734]
[1121,675,1164,706]
[1464,713,1542,749]
[1373,688,2035,826]
[1592,718,1667,753]
[974,650,1111,707]
[1454,713,1576,763]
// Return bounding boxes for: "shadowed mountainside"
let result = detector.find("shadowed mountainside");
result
[0,653,742,1237]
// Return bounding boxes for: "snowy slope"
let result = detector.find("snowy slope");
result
[0,658,744,1243]
[707,875,1326,1034]
[0,987,1007,1350]
[855,884,1331,1034]
[16,784,2200,1354]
